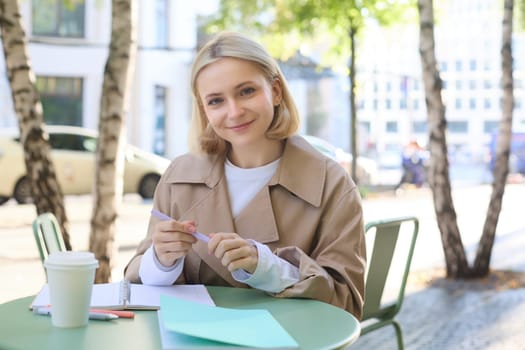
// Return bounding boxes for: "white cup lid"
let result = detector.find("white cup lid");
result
[44,251,99,267]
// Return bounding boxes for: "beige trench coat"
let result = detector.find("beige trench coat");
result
[125,135,366,318]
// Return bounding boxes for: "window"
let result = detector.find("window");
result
[455,60,462,71]
[456,80,462,90]
[386,121,398,133]
[400,98,407,110]
[484,98,492,109]
[155,0,169,47]
[49,133,96,152]
[412,121,427,133]
[32,0,85,38]
[455,98,462,109]
[35,76,83,126]
[483,120,499,134]
[469,98,476,109]
[484,79,492,89]
[385,99,392,109]
[448,121,468,133]
[469,59,477,71]
[153,86,167,155]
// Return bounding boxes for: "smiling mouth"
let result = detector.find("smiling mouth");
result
[228,120,253,130]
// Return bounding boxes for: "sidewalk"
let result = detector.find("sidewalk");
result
[351,227,525,349]
[1,186,525,349]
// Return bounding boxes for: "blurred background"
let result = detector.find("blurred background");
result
[1,0,524,192]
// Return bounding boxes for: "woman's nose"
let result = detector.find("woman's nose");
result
[226,99,243,118]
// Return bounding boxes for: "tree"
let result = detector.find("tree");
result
[418,0,516,278]
[205,0,413,184]
[473,0,515,274]
[89,0,136,283]
[0,0,72,249]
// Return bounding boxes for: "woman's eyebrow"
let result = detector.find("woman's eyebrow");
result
[203,80,257,99]
[203,92,221,100]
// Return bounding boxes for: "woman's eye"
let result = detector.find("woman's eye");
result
[207,98,223,106]
[240,87,255,96]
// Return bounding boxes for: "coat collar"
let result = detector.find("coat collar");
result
[164,135,327,208]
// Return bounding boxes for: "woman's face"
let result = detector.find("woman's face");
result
[196,57,281,151]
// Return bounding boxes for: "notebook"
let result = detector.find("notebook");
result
[158,295,299,349]
[31,280,214,310]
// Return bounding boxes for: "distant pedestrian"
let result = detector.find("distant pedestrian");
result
[396,140,427,190]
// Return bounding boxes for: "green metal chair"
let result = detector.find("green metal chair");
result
[360,216,419,350]
[32,212,66,264]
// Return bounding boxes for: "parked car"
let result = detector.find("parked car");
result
[0,125,171,205]
[302,134,378,185]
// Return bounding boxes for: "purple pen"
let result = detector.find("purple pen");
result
[151,209,210,243]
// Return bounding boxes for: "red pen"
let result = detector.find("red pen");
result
[90,308,135,319]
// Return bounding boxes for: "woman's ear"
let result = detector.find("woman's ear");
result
[272,77,283,106]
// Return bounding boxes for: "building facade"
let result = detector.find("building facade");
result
[1,0,197,159]
[356,0,525,163]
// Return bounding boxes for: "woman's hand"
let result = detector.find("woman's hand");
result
[152,219,197,267]
[208,233,259,273]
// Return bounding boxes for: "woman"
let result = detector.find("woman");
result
[124,31,366,318]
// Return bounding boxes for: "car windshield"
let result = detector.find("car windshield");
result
[48,133,97,152]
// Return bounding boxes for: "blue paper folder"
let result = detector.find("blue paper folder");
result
[159,294,299,349]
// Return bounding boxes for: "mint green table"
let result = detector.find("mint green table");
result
[0,286,360,349]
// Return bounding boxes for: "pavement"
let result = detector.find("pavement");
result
[1,184,525,349]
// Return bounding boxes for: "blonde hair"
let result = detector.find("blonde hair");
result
[188,31,300,154]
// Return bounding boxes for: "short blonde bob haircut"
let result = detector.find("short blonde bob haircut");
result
[188,31,300,155]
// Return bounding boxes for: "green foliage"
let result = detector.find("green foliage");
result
[204,0,417,71]
[519,0,525,30]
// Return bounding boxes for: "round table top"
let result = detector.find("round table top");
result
[0,286,360,350]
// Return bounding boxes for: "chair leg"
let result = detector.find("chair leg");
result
[392,320,404,350]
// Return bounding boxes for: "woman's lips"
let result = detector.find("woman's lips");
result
[228,120,253,132]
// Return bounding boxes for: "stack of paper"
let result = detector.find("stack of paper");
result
[158,295,299,349]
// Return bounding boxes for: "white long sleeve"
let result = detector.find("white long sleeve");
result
[232,240,300,293]
[139,245,184,285]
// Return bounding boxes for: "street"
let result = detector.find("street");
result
[1,182,524,304]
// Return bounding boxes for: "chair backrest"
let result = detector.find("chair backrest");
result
[32,212,66,263]
[362,216,419,321]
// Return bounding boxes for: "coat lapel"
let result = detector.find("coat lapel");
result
[234,185,279,243]
[179,174,246,287]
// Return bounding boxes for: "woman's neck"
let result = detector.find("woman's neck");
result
[228,139,284,168]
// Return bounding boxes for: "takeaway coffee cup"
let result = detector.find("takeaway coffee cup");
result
[43,251,99,328]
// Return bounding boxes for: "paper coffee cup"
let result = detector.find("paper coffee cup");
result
[44,251,99,328]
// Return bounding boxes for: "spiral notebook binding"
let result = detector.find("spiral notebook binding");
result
[119,279,131,307]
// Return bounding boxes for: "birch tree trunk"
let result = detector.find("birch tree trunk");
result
[0,0,71,249]
[473,0,514,275]
[418,0,470,278]
[89,0,136,283]
[348,24,359,185]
